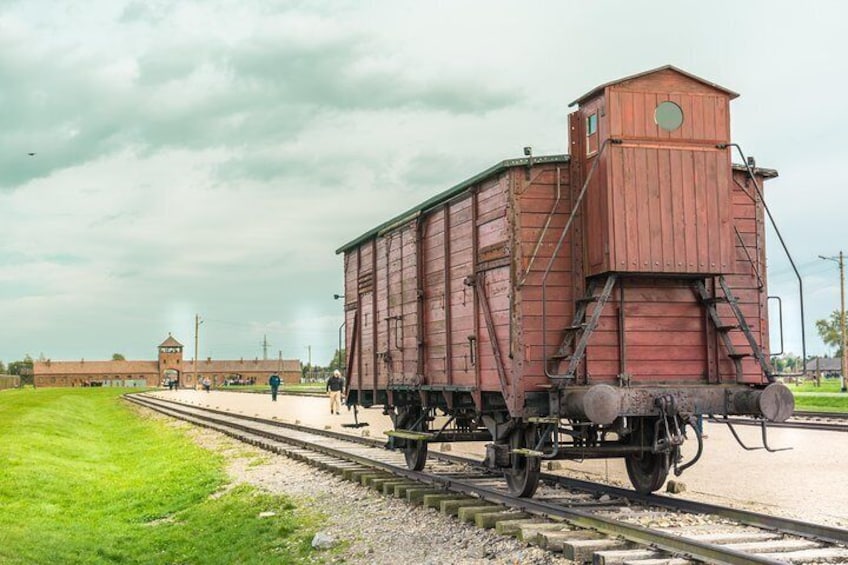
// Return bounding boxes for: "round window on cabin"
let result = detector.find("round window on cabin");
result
[655,101,684,132]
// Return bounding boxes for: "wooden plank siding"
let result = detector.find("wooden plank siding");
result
[601,145,733,274]
[513,164,574,393]
[343,250,359,390]
[584,279,708,384]
[341,160,774,409]
[724,168,771,383]
[423,210,447,384]
[475,175,512,394]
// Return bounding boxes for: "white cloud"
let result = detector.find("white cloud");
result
[1,0,847,367]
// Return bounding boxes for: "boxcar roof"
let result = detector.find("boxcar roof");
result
[732,163,778,178]
[335,154,570,254]
[568,64,740,107]
[335,156,777,255]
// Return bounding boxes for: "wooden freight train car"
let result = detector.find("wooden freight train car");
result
[336,66,794,495]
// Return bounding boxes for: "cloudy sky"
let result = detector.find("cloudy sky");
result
[1,0,845,367]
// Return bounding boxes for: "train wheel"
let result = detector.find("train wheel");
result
[504,425,541,498]
[625,450,669,493]
[624,417,670,493]
[396,407,428,472]
[404,440,428,471]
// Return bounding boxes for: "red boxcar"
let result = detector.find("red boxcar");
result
[336,66,794,495]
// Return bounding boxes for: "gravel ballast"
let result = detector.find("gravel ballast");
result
[174,418,571,565]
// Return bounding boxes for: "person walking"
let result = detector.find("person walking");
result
[202,376,211,393]
[326,370,344,415]
[268,373,281,401]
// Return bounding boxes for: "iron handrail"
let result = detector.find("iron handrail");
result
[719,143,807,374]
[517,165,562,288]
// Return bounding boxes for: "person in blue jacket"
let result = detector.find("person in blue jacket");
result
[268,373,281,401]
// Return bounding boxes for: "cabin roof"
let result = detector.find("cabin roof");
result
[159,335,183,348]
[568,64,740,107]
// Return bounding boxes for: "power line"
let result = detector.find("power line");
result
[203,317,340,336]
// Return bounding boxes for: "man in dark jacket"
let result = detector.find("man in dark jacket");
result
[326,370,344,415]
[268,373,281,401]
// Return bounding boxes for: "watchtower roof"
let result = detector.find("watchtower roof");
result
[568,64,739,107]
[159,335,183,348]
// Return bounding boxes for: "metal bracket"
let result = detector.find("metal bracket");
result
[717,415,762,451]
[714,416,790,452]
[759,419,793,453]
[674,415,704,476]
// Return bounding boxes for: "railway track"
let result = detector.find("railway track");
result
[709,411,848,433]
[126,393,848,565]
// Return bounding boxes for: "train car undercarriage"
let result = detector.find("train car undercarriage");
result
[368,381,794,497]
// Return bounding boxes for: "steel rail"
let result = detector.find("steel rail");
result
[793,410,848,420]
[708,415,848,433]
[128,393,848,546]
[435,449,848,547]
[126,394,837,564]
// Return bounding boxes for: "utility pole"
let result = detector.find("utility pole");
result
[819,251,847,392]
[193,314,202,387]
[278,350,283,375]
[262,335,269,360]
[841,251,846,392]
[338,321,345,372]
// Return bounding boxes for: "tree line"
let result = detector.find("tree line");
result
[301,349,345,379]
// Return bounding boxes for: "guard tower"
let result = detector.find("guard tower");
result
[158,334,184,386]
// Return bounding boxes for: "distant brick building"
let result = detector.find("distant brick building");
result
[33,335,302,388]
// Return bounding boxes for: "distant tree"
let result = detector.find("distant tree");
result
[112,353,126,361]
[8,355,34,375]
[0,360,6,374]
[37,352,47,362]
[816,310,845,357]
[772,353,803,373]
[327,349,346,372]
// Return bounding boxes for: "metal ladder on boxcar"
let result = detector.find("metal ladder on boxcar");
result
[539,139,618,382]
[546,274,617,380]
[693,275,775,383]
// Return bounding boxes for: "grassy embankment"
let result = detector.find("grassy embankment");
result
[785,378,848,412]
[0,388,323,564]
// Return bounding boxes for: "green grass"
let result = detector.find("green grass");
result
[782,377,848,412]
[230,383,325,395]
[792,393,848,412]
[785,378,844,393]
[281,383,325,391]
[0,388,322,564]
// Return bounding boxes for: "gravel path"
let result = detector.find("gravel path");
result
[167,416,571,565]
